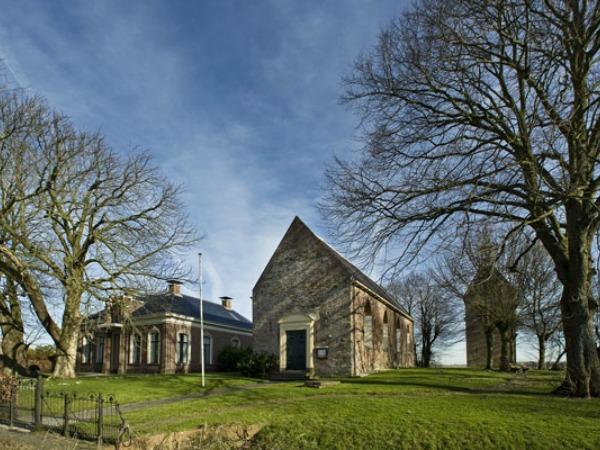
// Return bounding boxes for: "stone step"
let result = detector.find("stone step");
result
[269,371,309,381]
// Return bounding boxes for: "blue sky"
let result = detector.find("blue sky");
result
[0,0,491,364]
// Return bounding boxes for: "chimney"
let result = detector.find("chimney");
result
[167,279,183,297]
[220,296,233,310]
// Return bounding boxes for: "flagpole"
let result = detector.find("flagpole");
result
[198,252,205,388]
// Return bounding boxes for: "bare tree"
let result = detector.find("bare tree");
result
[0,92,198,377]
[324,0,600,396]
[0,91,51,374]
[390,271,461,367]
[514,242,562,369]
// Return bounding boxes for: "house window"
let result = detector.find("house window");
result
[231,337,241,349]
[203,335,212,365]
[383,312,389,351]
[148,330,160,364]
[396,319,402,352]
[407,324,411,346]
[130,333,142,364]
[82,336,91,364]
[177,333,189,364]
[364,301,373,350]
[95,335,105,364]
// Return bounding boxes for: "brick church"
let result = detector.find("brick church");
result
[253,217,415,377]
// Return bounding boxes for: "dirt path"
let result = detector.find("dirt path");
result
[0,425,98,450]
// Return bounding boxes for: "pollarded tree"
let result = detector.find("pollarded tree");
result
[325,0,600,396]
[0,92,197,378]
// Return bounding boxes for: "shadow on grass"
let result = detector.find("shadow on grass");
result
[339,378,557,397]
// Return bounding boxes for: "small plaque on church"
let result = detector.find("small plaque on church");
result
[316,347,328,359]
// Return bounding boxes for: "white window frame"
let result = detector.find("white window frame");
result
[82,336,91,364]
[95,334,105,364]
[147,328,161,365]
[129,332,142,365]
[177,332,190,364]
[396,323,402,352]
[203,334,212,365]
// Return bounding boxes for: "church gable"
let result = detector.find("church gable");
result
[253,216,351,308]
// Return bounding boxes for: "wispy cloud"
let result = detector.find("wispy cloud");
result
[0,0,481,365]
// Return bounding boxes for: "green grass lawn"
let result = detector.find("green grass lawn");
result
[118,369,600,450]
[43,372,263,405]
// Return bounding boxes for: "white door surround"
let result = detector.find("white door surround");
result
[278,312,316,371]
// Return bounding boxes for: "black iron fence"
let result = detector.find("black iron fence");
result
[0,377,132,447]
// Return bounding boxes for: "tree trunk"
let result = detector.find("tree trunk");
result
[497,326,510,372]
[560,295,600,396]
[537,336,546,370]
[52,338,78,378]
[51,287,82,379]
[52,315,80,378]
[421,342,431,368]
[1,333,28,375]
[484,328,493,370]
[0,279,29,375]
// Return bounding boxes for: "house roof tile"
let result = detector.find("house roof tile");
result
[132,293,252,330]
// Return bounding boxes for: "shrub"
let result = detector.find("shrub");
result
[26,344,56,373]
[217,346,252,372]
[238,351,278,379]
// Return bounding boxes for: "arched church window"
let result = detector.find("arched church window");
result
[364,301,373,350]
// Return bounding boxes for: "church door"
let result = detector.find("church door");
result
[286,330,306,370]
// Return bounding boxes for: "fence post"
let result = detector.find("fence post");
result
[34,376,43,428]
[62,394,69,436]
[97,394,104,447]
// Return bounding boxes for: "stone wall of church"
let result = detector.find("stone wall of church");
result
[352,285,415,375]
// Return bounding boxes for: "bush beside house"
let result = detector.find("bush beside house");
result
[217,346,278,379]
